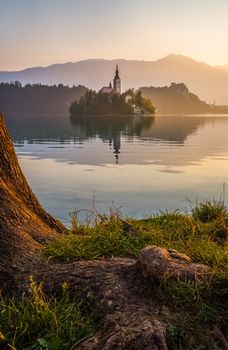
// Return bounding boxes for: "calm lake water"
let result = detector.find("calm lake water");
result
[6,114,228,226]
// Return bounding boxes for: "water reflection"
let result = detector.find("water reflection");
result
[5,114,213,166]
[70,114,204,143]
[70,115,156,164]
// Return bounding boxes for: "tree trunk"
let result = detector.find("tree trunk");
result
[0,112,65,292]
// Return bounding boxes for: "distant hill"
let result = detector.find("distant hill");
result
[1,54,228,104]
[139,83,228,114]
[0,82,86,116]
[215,65,228,74]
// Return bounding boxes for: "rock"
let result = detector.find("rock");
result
[137,246,211,283]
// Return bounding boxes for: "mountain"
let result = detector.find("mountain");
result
[215,65,228,74]
[1,54,228,104]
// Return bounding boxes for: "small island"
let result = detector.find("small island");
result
[69,66,156,116]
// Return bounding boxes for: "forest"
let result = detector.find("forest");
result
[0,82,86,116]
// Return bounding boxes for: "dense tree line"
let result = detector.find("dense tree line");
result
[0,82,87,116]
[139,83,228,114]
[69,89,156,116]
[69,90,135,115]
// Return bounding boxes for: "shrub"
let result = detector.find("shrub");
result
[191,200,227,223]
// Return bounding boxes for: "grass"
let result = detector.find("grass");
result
[191,199,227,223]
[0,277,94,350]
[46,205,227,273]
[1,200,227,349]
[45,201,228,348]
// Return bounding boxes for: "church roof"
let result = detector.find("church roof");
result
[100,86,114,94]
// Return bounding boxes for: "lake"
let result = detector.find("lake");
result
[6,114,228,227]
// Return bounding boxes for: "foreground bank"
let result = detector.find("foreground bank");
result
[1,204,227,349]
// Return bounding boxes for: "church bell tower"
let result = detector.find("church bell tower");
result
[113,65,121,94]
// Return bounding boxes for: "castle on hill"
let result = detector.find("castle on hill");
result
[100,65,121,94]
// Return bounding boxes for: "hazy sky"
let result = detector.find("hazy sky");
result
[1,0,228,70]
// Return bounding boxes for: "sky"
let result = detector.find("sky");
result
[1,0,228,70]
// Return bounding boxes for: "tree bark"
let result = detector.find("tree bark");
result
[0,112,65,292]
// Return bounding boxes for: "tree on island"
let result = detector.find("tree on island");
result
[124,89,156,114]
[69,89,156,115]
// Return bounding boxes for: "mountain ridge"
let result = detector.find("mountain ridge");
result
[2,54,226,74]
[215,65,228,74]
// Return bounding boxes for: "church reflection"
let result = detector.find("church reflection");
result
[109,134,120,164]
[69,114,155,164]
[113,135,121,164]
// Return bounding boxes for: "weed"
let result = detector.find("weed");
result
[0,277,94,350]
[191,200,227,223]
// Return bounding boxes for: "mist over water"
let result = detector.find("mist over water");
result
[6,114,228,226]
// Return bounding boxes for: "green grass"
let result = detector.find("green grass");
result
[192,199,227,223]
[46,207,227,273]
[0,277,94,350]
[45,202,228,348]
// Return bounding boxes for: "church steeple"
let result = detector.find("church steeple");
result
[115,65,120,79]
[113,65,121,94]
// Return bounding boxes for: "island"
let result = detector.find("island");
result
[69,65,155,116]
[69,88,156,116]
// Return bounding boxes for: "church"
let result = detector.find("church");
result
[100,65,121,94]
